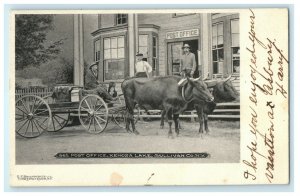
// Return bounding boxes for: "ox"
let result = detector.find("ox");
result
[160,75,239,134]
[121,76,214,138]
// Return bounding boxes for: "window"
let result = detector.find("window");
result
[103,36,125,80]
[212,22,224,74]
[138,35,148,59]
[152,36,158,71]
[231,19,240,73]
[116,14,127,25]
[94,40,100,62]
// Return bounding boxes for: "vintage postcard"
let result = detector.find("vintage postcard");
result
[9,8,289,186]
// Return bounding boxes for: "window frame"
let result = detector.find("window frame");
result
[212,22,224,74]
[230,18,240,73]
[94,39,101,62]
[103,35,126,81]
[115,14,128,26]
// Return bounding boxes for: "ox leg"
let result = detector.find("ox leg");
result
[125,101,139,135]
[166,109,174,139]
[160,110,166,129]
[173,114,180,137]
[131,113,139,135]
[196,106,204,135]
[204,113,210,134]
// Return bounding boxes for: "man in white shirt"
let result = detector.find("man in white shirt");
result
[135,53,152,78]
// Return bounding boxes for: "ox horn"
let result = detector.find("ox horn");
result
[202,72,210,81]
[223,75,232,82]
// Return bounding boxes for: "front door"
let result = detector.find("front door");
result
[167,40,199,77]
[167,42,183,76]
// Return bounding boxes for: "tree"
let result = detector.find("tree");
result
[15,14,64,70]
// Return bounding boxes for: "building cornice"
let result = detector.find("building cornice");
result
[91,24,160,37]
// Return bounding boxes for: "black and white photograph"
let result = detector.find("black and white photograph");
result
[14,12,241,165]
[9,8,289,186]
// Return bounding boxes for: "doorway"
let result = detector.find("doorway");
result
[167,39,199,77]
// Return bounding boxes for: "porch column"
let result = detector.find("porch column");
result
[128,14,138,77]
[73,14,84,86]
[200,13,212,78]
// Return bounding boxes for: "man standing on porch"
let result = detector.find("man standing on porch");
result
[180,43,197,78]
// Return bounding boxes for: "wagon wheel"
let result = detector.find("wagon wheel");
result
[15,95,52,138]
[46,113,70,132]
[43,95,70,132]
[78,94,108,134]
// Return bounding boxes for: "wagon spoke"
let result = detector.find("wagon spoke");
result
[82,116,90,125]
[31,119,34,134]
[32,100,43,114]
[16,106,28,115]
[80,106,89,112]
[54,114,68,121]
[53,116,63,128]
[94,116,103,130]
[87,117,92,132]
[16,117,27,123]
[35,117,50,130]
[95,104,104,112]
[34,109,49,116]
[35,116,49,129]
[93,118,97,133]
[23,120,31,136]
[20,99,30,114]
[95,115,107,123]
[30,97,38,113]
[84,100,92,111]
[32,119,41,135]
[95,112,105,115]
[16,119,29,133]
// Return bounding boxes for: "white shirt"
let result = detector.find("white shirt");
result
[135,61,152,73]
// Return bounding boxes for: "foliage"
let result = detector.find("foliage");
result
[16,57,74,87]
[15,14,64,69]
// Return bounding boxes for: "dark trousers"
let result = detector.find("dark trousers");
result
[181,68,192,77]
[135,72,148,78]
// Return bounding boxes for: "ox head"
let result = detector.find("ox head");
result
[186,76,214,103]
[212,75,240,103]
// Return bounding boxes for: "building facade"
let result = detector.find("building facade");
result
[89,13,240,83]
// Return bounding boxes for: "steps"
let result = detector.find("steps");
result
[208,102,240,120]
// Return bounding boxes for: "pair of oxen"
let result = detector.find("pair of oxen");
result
[121,75,239,138]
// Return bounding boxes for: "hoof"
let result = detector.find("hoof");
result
[168,133,174,139]
[197,132,204,138]
[133,131,140,135]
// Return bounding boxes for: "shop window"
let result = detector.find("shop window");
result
[103,36,125,80]
[94,40,100,62]
[231,19,240,73]
[152,36,158,71]
[116,14,127,25]
[212,22,224,74]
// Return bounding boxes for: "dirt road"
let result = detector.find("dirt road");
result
[15,120,240,164]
